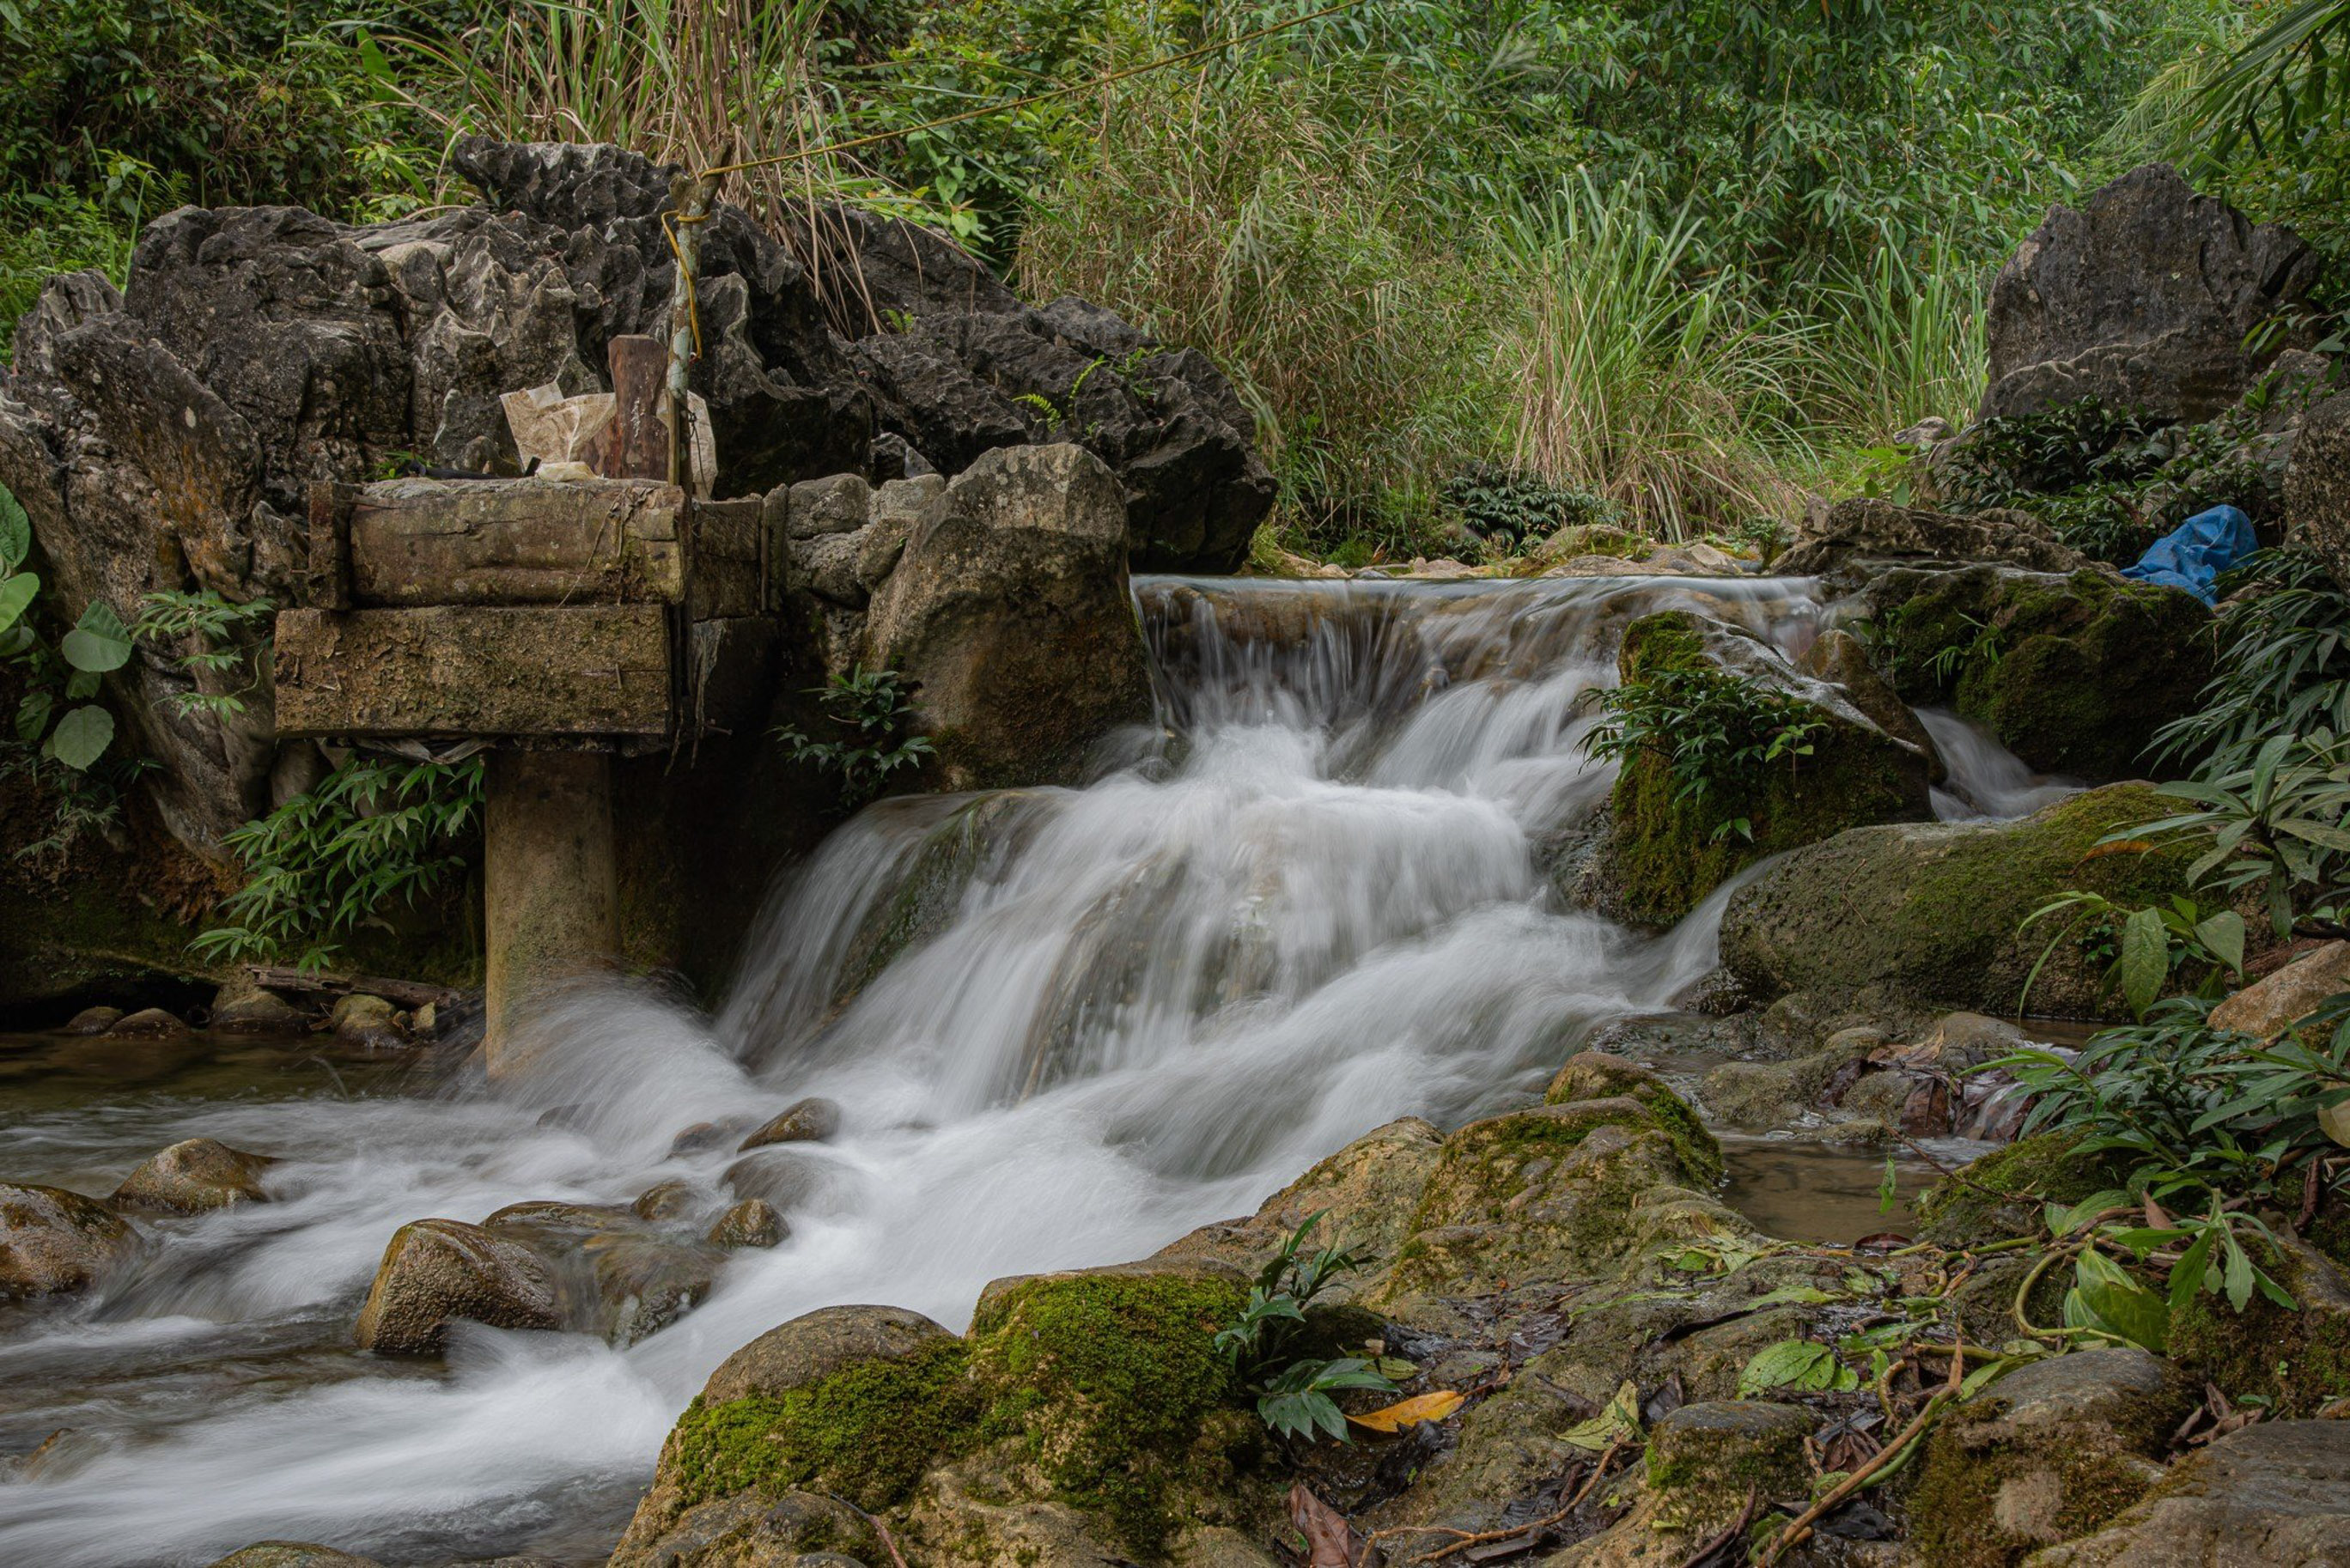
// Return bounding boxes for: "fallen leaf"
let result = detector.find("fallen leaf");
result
[1287,1482,1356,1568]
[1349,1389,1465,1433]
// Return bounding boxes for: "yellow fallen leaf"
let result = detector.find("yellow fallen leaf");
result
[1348,1389,1464,1433]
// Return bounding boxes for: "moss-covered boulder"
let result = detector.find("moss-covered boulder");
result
[1544,1052,1723,1183]
[1644,1400,1817,1534]
[1861,563,2213,779]
[1916,1132,2134,1249]
[1583,610,1933,927]
[1720,784,2200,1018]
[1909,1348,2191,1566]
[619,1260,1271,1567]
[2167,1236,2350,1418]
[1156,1115,1445,1285]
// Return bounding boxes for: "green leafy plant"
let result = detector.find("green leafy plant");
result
[2155,547,2350,772]
[131,587,274,720]
[1439,463,1624,552]
[1581,667,1829,843]
[1,482,122,772]
[2018,890,2248,1018]
[192,756,485,971]
[2129,728,2350,939]
[1213,1212,1395,1443]
[772,665,933,809]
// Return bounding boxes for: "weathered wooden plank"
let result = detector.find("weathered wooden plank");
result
[345,476,686,606]
[583,334,672,481]
[272,605,673,739]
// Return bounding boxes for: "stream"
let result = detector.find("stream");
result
[0,572,2076,1566]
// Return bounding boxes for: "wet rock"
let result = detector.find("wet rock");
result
[1777,497,2087,577]
[2167,1235,2350,1419]
[668,1116,757,1157]
[352,1218,562,1354]
[1574,609,1933,927]
[1980,163,2317,424]
[706,1199,785,1250]
[2031,1419,2350,1565]
[61,1006,122,1035]
[107,1006,190,1036]
[1911,1347,2190,1563]
[0,1182,142,1300]
[1798,626,1945,782]
[332,993,407,1053]
[208,975,310,1034]
[864,444,1152,789]
[1721,784,2201,1019]
[1545,1053,1723,1182]
[2211,941,2350,1041]
[110,1137,278,1215]
[481,1201,727,1347]
[723,1149,828,1212]
[739,1097,843,1152]
[1156,1116,1445,1286]
[1860,563,2213,779]
[1645,1400,1817,1533]
[604,1490,880,1568]
[630,1180,699,1225]
[204,1547,386,1568]
[700,1303,954,1406]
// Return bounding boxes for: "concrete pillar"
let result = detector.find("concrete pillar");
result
[484,748,619,1078]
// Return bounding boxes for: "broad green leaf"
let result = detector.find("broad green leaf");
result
[2117,906,2169,1018]
[61,599,131,673]
[65,667,98,700]
[2194,911,2247,975]
[47,703,114,770]
[2045,1190,2131,1237]
[0,484,27,570]
[1562,1380,1644,1450]
[15,690,51,744]
[1738,1339,1858,1396]
[0,569,35,635]
[2069,1249,2168,1353]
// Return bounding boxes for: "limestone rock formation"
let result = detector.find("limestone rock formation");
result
[1778,496,2090,578]
[1980,162,2318,424]
[2286,390,2350,591]
[0,1181,142,1300]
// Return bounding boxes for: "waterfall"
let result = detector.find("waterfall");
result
[0,571,2036,1566]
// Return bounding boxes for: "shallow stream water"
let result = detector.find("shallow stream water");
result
[0,573,2074,1565]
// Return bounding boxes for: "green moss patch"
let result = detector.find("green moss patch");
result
[669,1336,983,1511]
[1916,1132,2134,1248]
[1907,1403,2158,1568]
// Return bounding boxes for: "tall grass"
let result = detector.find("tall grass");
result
[1499,178,1810,540]
[380,0,875,325]
[1019,64,1498,548]
[1808,238,1990,443]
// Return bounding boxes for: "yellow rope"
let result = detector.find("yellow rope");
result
[697,0,1371,180]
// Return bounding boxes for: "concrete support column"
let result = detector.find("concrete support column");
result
[484,748,618,1079]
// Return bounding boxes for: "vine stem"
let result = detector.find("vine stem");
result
[1755,1376,1959,1566]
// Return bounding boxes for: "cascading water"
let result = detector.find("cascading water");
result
[0,572,2051,1566]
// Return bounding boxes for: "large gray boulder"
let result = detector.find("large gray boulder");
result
[1982,163,2317,424]
[866,443,1153,787]
[2286,390,2350,590]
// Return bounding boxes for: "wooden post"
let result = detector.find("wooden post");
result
[482,749,619,1079]
[589,335,672,482]
[665,173,720,497]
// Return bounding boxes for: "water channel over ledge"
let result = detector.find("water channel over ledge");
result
[0,572,2074,1566]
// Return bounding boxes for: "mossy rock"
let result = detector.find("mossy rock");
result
[1645,1401,1816,1532]
[1908,1348,2189,1567]
[1588,610,1932,927]
[2168,1236,2350,1418]
[632,1261,1263,1565]
[1864,564,2213,779]
[1544,1052,1722,1185]
[1915,1132,2135,1248]
[830,791,1042,1006]
[1720,784,2201,1019]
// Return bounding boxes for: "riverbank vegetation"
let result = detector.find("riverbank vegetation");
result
[3,0,2338,558]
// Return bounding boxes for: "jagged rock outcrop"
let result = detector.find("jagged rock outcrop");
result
[2286,389,2350,591]
[0,137,1269,858]
[1778,496,2090,580]
[1981,162,2318,424]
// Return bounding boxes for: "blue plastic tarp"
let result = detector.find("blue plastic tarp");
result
[2121,504,2257,605]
